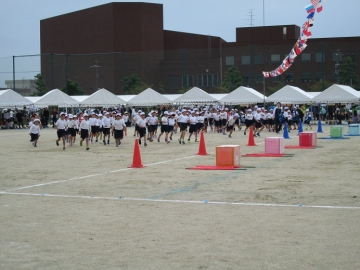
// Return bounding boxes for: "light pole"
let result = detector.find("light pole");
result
[335,50,340,84]
[90,61,101,91]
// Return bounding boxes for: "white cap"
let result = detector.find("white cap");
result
[140,112,145,116]
[83,113,89,117]
[164,111,169,115]
[34,118,41,123]
[68,114,73,118]
[116,113,121,116]
[234,113,239,117]
[98,114,102,117]
[60,112,66,116]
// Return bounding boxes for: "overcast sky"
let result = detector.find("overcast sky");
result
[0,0,359,86]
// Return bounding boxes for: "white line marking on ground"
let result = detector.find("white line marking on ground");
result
[5,153,205,192]
[1,191,359,210]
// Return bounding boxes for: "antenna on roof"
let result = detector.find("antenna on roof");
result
[246,9,255,27]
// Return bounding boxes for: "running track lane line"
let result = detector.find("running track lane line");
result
[0,191,359,210]
[4,153,205,192]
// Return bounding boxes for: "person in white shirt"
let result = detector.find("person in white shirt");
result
[102,112,112,145]
[158,111,170,143]
[226,113,239,138]
[136,112,147,146]
[177,109,189,145]
[187,111,198,142]
[168,113,176,141]
[113,113,127,147]
[123,111,130,127]
[73,115,79,144]
[132,110,142,137]
[67,114,76,147]
[212,110,221,133]
[89,112,97,142]
[244,109,254,136]
[29,119,41,147]
[55,112,68,150]
[220,108,228,135]
[147,111,158,142]
[197,111,205,134]
[254,108,264,137]
[79,113,91,150]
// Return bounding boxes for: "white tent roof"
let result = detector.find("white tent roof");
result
[0,89,33,107]
[80,88,126,106]
[34,89,79,107]
[128,88,171,105]
[71,95,89,102]
[306,92,321,98]
[312,84,360,103]
[266,85,313,103]
[24,96,41,104]
[210,93,228,101]
[117,95,136,102]
[162,94,182,101]
[173,87,218,104]
[220,86,266,105]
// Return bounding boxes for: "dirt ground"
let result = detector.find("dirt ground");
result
[0,125,359,270]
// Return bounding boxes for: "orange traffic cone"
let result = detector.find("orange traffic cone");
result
[246,126,257,146]
[197,131,209,155]
[128,138,146,168]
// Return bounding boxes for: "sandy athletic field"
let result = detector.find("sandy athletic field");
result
[0,126,359,269]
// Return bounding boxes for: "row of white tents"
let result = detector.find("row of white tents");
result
[1,84,359,108]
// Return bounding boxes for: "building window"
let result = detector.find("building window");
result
[285,73,294,83]
[272,76,281,83]
[316,53,325,62]
[302,73,312,83]
[316,72,325,82]
[347,51,355,61]
[167,75,181,89]
[255,74,263,84]
[242,74,250,85]
[182,75,193,88]
[333,51,343,62]
[241,55,251,65]
[271,54,281,64]
[254,55,264,64]
[197,74,218,87]
[226,56,235,66]
[301,53,311,62]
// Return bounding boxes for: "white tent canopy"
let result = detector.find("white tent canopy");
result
[80,88,125,106]
[220,86,266,105]
[173,87,218,104]
[312,84,360,103]
[33,89,79,107]
[0,89,33,107]
[162,94,181,101]
[117,95,136,102]
[266,85,313,104]
[127,88,171,105]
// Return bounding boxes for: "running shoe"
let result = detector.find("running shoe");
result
[195,140,199,142]
[144,142,147,146]
[244,131,246,135]
[86,147,89,150]
[178,139,181,144]
[157,138,160,142]
[56,140,59,146]
[63,147,65,150]
[170,136,172,140]
[139,139,141,145]
[257,133,260,137]
[182,140,185,145]
[107,140,110,144]
[187,139,190,143]
[228,135,232,138]
[80,141,83,146]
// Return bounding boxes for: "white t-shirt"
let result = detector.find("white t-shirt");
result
[189,116,197,125]
[228,116,236,126]
[29,124,41,135]
[136,118,147,128]
[113,119,126,130]
[148,116,158,125]
[161,116,168,125]
[89,117,97,126]
[168,118,175,126]
[55,119,67,129]
[67,119,76,128]
[177,114,189,123]
[79,119,90,131]
[245,113,253,120]
[102,117,111,128]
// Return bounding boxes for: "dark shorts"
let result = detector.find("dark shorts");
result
[209,118,214,125]
[180,122,187,132]
[81,129,89,139]
[161,125,168,133]
[114,129,124,139]
[30,133,39,141]
[97,127,102,133]
[138,127,146,138]
[260,119,267,125]
[288,120,293,126]
[103,127,110,135]
[222,119,227,126]
[91,126,97,134]
[189,124,197,133]
[204,118,208,124]
[245,119,253,127]
[168,125,174,132]
[151,124,157,133]
[68,127,76,137]
[135,124,139,132]
[57,129,66,138]
[226,125,234,132]
[214,120,221,127]
[255,121,262,128]
[196,123,204,131]
[235,118,240,125]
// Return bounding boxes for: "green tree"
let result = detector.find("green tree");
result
[308,80,332,92]
[61,79,85,95]
[339,56,359,87]
[218,66,243,93]
[267,81,285,96]
[123,74,150,94]
[32,73,48,96]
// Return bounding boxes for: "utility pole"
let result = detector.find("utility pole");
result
[90,61,101,91]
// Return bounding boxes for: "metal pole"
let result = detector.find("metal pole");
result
[220,41,222,84]
[183,48,187,89]
[263,75,266,108]
[250,44,253,87]
[12,56,15,91]
[65,55,68,93]
[51,53,54,89]
[321,41,324,90]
